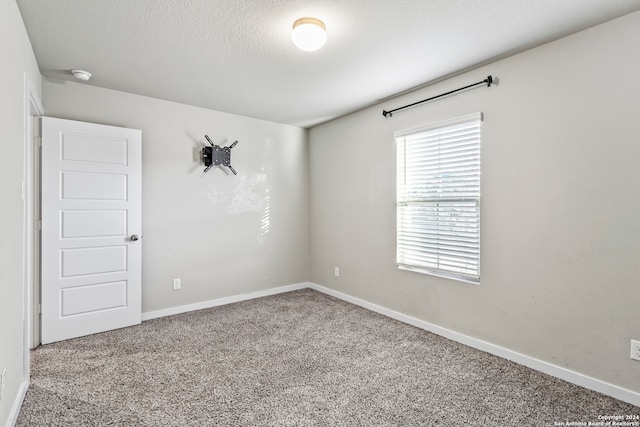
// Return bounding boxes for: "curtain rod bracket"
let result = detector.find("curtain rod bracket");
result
[382,75,494,118]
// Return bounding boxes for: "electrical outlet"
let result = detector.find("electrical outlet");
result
[334,267,340,277]
[1,368,6,400]
[172,278,181,290]
[631,340,640,362]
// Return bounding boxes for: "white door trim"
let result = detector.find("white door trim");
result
[25,78,43,351]
[20,72,43,420]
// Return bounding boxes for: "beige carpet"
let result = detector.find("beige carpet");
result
[17,289,638,426]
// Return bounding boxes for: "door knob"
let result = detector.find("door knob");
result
[130,234,140,241]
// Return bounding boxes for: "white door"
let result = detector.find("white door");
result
[41,117,142,344]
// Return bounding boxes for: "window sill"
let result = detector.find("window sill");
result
[397,264,480,285]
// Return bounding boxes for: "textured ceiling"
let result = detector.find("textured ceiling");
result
[16,0,640,128]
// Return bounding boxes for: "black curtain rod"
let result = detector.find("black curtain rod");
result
[382,75,493,118]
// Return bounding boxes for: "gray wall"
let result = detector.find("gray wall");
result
[43,81,309,314]
[0,1,41,425]
[309,11,640,393]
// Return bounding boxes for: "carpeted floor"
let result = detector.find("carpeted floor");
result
[17,289,639,426]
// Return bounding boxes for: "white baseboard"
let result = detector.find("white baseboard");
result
[307,282,640,408]
[6,379,29,427]
[141,282,308,321]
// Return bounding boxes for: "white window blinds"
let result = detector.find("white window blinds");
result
[395,112,481,282]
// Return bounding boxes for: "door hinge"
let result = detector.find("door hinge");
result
[35,136,42,148]
[38,303,42,314]
[36,219,42,230]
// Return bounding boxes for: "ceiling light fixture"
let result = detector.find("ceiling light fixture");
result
[291,17,327,52]
[71,69,92,81]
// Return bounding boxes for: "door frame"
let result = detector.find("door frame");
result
[23,73,43,371]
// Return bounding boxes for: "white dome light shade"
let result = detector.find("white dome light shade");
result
[291,17,327,52]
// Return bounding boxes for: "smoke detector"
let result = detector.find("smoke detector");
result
[71,70,92,81]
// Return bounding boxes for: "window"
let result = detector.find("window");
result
[395,112,481,283]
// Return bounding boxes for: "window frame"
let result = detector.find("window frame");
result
[395,112,482,284]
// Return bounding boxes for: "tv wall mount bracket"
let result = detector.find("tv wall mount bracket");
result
[201,135,238,175]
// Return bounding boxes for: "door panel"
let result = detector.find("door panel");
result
[61,210,127,238]
[41,117,142,344]
[61,133,128,165]
[61,171,127,200]
[60,281,127,317]
[60,246,127,277]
